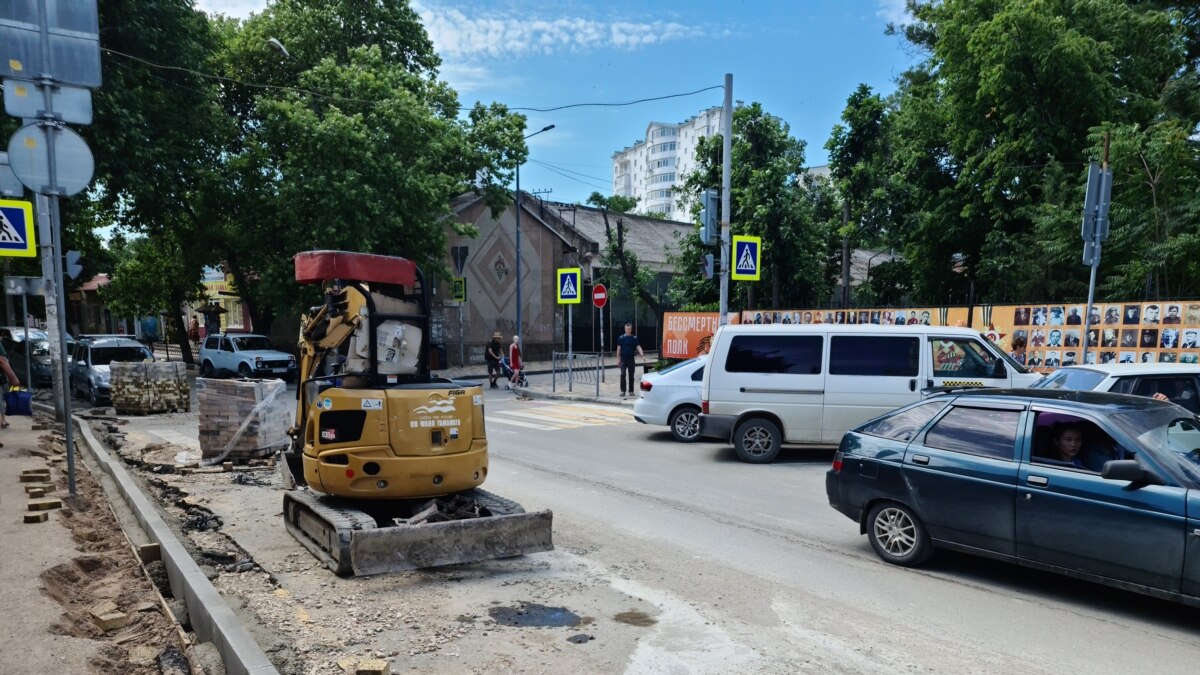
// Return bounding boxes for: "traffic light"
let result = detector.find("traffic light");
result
[702,253,715,279]
[64,250,82,280]
[699,189,720,246]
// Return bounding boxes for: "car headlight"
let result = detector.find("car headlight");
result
[255,357,263,367]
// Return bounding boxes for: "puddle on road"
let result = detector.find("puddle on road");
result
[488,602,582,628]
[613,610,657,627]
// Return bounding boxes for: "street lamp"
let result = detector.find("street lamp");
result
[515,124,555,350]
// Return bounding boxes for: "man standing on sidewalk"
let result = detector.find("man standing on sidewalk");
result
[615,322,643,398]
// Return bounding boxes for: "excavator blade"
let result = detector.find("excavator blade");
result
[348,510,554,576]
[282,488,554,576]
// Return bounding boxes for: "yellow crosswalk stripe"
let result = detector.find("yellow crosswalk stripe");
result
[487,403,631,431]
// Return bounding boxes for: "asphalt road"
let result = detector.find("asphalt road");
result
[106,385,1200,673]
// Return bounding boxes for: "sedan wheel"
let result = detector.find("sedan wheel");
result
[88,384,99,407]
[669,406,702,443]
[866,502,932,567]
[733,417,782,463]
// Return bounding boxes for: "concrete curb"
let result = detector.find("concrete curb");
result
[46,404,279,675]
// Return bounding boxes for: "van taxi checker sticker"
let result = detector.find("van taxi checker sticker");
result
[941,380,984,387]
[361,399,383,410]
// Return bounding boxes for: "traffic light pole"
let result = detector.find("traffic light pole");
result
[719,73,733,325]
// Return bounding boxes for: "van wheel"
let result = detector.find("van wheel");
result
[668,405,701,443]
[733,418,781,463]
[866,502,932,567]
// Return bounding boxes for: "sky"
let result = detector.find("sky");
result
[194,0,919,208]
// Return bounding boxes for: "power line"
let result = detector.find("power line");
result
[510,85,723,112]
[529,161,611,191]
[530,159,611,185]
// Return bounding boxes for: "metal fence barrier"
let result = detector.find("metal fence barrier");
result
[551,351,603,396]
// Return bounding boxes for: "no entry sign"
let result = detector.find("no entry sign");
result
[592,283,607,309]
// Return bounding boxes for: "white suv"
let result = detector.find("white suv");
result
[69,337,154,405]
[199,333,297,381]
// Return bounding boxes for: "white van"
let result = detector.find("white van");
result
[699,323,1042,462]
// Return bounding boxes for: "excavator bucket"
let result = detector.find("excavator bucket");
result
[283,488,554,576]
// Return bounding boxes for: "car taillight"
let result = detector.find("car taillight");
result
[640,381,652,391]
[701,400,709,414]
[831,450,844,473]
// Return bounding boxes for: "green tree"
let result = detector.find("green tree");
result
[674,103,831,312]
[893,0,1184,303]
[209,0,526,330]
[586,193,662,320]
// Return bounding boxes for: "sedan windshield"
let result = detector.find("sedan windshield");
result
[1110,406,1200,486]
[1031,368,1107,391]
[233,336,273,351]
[655,357,699,375]
[91,347,151,365]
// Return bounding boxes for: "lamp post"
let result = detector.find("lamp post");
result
[515,124,555,350]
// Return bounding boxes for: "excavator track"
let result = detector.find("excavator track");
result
[283,488,553,576]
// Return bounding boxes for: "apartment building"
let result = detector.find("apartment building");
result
[611,107,726,222]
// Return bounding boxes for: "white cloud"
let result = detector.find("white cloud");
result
[875,0,910,25]
[193,0,266,19]
[414,2,704,60]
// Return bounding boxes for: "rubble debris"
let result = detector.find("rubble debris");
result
[89,599,131,632]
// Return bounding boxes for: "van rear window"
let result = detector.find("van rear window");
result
[725,335,822,374]
[830,336,919,376]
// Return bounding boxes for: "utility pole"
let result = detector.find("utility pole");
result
[719,73,733,325]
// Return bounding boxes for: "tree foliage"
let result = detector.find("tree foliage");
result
[672,103,833,313]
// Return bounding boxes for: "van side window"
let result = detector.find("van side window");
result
[930,338,1001,379]
[924,406,1020,460]
[858,401,946,442]
[830,336,919,376]
[725,335,822,374]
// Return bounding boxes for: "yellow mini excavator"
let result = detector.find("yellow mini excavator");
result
[279,250,553,575]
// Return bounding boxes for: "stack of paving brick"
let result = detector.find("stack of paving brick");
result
[196,377,290,461]
[110,362,190,414]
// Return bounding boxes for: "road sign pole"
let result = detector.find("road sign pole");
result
[21,290,29,387]
[50,196,75,495]
[568,304,574,392]
[719,73,732,326]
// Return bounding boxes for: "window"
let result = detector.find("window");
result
[90,346,152,366]
[725,335,822,374]
[925,406,1020,460]
[930,337,1001,378]
[233,335,273,351]
[1032,368,1107,392]
[859,401,946,442]
[652,173,676,184]
[1032,412,1125,471]
[204,336,219,350]
[690,365,705,381]
[1134,377,1200,413]
[830,336,919,376]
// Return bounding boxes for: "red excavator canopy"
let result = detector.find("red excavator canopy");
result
[294,250,418,287]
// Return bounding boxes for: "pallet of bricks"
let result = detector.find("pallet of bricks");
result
[110,362,190,414]
[196,378,290,462]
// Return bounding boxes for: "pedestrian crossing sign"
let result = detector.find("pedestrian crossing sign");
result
[557,267,581,304]
[0,200,36,258]
[731,235,761,281]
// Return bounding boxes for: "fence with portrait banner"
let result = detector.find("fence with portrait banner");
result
[662,301,1200,371]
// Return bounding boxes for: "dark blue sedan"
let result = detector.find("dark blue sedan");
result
[826,389,1200,607]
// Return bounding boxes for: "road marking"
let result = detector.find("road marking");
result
[486,416,559,431]
[487,403,632,431]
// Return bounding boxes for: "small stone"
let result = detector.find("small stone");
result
[356,659,391,675]
[27,498,63,511]
[24,512,48,523]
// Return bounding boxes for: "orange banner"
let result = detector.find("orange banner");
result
[661,312,723,358]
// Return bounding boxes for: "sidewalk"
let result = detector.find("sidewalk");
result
[0,413,103,672]
[436,353,661,406]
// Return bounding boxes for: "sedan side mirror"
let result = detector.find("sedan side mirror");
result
[1101,459,1163,488]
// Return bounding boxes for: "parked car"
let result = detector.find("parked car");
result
[699,324,1043,463]
[0,326,48,344]
[1031,363,1200,413]
[69,336,154,405]
[199,332,296,381]
[826,388,1200,607]
[633,356,706,442]
[8,338,53,387]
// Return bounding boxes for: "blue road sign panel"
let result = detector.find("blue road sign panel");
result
[731,235,761,281]
[557,267,581,304]
[0,199,36,257]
